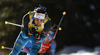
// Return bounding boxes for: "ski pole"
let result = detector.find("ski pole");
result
[5,21,24,27]
[1,46,25,52]
[1,46,13,50]
[53,11,66,39]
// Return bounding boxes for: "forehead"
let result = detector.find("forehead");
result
[34,17,44,20]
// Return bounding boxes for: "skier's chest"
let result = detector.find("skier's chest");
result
[28,24,43,33]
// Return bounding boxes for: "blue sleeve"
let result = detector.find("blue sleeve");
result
[25,41,32,48]
[49,39,57,54]
[23,41,32,54]
[46,31,54,40]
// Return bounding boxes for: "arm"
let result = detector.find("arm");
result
[21,14,32,36]
[38,31,54,53]
[41,20,52,38]
[22,14,30,29]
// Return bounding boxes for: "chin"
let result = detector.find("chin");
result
[36,25,40,27]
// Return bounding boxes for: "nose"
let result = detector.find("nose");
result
[37,20,41,25]
[38,20,41,23]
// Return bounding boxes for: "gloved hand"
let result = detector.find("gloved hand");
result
[28,27,41,39]
[34,32,41,40]
[28,27,36,34]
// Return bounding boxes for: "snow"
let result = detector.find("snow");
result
[55,45,100,55]
[94,46,100,55]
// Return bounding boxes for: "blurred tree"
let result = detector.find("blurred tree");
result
[0,0,100,55]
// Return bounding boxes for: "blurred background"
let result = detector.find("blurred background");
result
[0,0,100,55]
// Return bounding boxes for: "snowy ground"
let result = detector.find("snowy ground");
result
[1,45,100,55]
[55,45,100,55]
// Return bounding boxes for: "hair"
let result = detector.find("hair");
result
[34,7,46,14]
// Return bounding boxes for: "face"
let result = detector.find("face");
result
[34,18,44,27]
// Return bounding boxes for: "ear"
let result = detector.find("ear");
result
[34,17,36,19]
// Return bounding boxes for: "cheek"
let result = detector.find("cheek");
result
[40,21,43,23]
[34,20,38,24]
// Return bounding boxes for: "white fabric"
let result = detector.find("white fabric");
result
[41,23,44,29]
[34,12,45,19]
[27,54,30,55]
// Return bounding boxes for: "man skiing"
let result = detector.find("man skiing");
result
[9,5,52,55]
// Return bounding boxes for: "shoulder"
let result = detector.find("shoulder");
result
[23,11,35,19]
[44,15,51,24]
[45,15,51,21]
[28,11,35,14]
[23,13,29,19]
[27,11,35,20]
[22,13,30,25]
[44,15,52,29]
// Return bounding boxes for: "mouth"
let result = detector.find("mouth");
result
[36,24,40,27]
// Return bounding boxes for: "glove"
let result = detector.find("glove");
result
[28,27,41,39]
[28,27,36,34]
[34,32,41,40]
